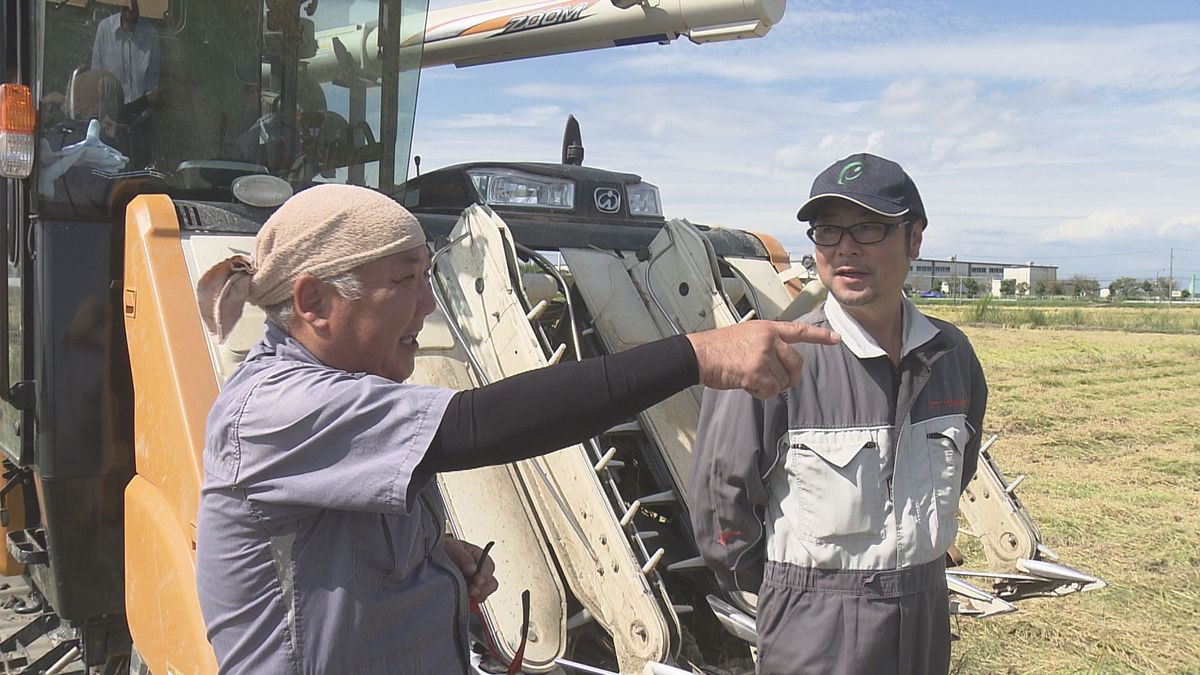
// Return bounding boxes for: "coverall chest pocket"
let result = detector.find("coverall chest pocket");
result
[785,429,887,542]
[921,416,970,552]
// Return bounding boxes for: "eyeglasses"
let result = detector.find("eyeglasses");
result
[806,221,908,247]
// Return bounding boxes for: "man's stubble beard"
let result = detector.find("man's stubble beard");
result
[830,285,876,308]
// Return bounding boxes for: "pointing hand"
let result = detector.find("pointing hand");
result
[687,320,840,399]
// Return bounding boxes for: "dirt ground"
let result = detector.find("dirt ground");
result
[0,575,75,674]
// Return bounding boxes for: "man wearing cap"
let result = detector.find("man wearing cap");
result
[689,154,987,674]
[193,183,840,674]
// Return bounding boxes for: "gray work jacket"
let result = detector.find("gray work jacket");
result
[689,297,987,675]
[196,324,465,674]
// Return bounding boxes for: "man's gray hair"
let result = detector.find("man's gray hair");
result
[263,271,365,331]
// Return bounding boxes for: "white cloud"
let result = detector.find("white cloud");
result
[613,49,788,84]
[771,131,886,171]
[872,78,1028,161]
[1042,211,1145,243]
[783,7,907,29]
[430,105,565,129]
[503,83,601,101]
[1158,213,1200,238]
[613,20,1200,93]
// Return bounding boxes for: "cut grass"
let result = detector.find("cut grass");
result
[945,327,1200,673]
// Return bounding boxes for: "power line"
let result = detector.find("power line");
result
[1030,248,1175,260]
[927,248,1200,263]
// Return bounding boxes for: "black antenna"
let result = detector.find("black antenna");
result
[561,115,584,166]
[413,155,421,177]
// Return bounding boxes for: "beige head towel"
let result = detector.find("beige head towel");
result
[196,183,426,342]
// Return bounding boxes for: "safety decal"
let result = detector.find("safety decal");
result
[594,187,621,213]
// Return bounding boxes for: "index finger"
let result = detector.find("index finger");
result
[771,321,841,345]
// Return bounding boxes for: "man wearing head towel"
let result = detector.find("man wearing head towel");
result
[688,154,988,674]
[194,184,841,674]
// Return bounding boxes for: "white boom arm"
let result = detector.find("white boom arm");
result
[305,0,785,82]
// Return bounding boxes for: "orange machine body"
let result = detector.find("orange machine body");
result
[122,195,219,674]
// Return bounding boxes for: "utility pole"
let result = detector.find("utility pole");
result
[1168,248,1174,303]
[951,255,957,301]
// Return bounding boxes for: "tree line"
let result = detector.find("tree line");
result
[1104,276,1185,300]
[912,275,1188,300]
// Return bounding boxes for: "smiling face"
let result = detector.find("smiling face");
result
[302,247,436,382]
[812,200,922,320]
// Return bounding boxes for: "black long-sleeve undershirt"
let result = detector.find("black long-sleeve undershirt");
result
[417,335,699,474]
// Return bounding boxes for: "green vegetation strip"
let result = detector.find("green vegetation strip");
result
[921,298,1200,335]
[949,327,1200,674]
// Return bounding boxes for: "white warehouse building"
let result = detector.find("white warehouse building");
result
[904,258,1058,296]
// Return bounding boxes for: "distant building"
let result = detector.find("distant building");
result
[905,257,1056,296]
[1002,264,1058,295]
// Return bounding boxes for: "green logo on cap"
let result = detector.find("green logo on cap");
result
[837,161,864,185]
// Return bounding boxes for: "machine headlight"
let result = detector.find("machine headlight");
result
[627,182,662,217]
[467,169,575,210]
[232,174,294,208]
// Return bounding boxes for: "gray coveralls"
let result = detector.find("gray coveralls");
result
[690,297,987,675]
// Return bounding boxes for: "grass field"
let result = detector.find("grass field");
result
[920,299,1200,334]
[919,310,1200,673]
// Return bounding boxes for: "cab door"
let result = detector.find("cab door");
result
[1,0,36,576]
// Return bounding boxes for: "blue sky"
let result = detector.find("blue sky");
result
[412,0,1200,288]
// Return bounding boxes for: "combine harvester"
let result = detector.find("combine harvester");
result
[0,0,1099,672]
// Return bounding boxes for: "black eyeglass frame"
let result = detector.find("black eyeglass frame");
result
[805,220,910,247]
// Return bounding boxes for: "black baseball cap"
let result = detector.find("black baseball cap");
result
[796,153,926,227]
